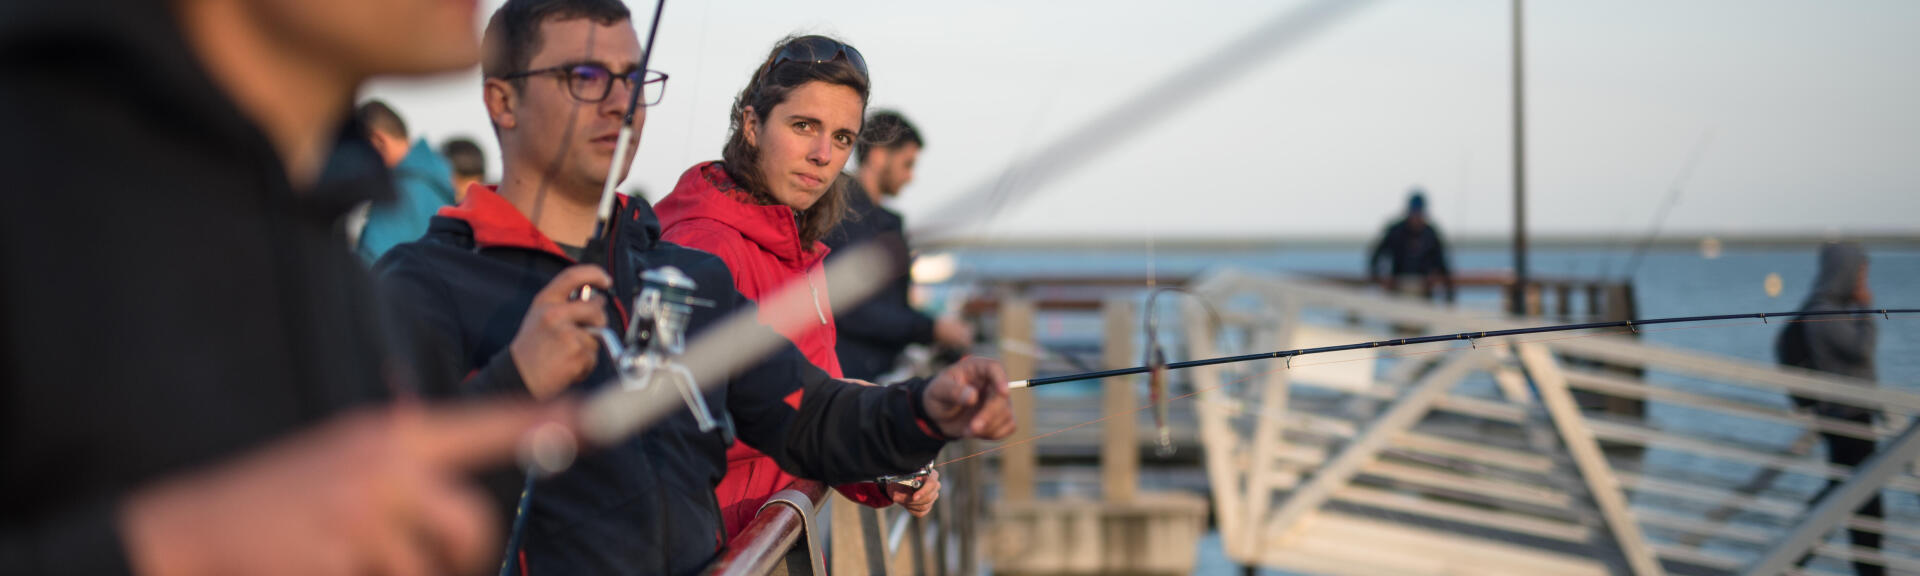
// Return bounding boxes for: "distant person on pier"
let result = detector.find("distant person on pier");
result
[1366,189,1456,303]
[823,110,974,382]
[1777,241,1882,576]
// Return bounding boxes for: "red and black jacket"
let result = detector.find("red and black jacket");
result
[374,185,945,576]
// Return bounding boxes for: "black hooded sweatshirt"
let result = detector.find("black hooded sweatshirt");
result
[0,1,395,573]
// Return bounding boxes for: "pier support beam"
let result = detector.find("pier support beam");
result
[1745,422,1920,576]
[1267,349,1488,543]
[1517,343,1664,576]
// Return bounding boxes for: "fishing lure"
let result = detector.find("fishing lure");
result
[1141,288,1219,456]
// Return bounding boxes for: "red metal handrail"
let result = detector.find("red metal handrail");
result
[704,480,828,576]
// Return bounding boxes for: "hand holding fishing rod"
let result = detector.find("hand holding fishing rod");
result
[920,356,1018,439]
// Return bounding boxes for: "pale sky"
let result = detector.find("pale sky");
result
[363,0,1920,242]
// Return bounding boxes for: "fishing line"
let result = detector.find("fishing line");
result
[932,312,1917,469]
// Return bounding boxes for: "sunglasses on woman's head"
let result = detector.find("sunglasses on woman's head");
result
[769,36,868,80]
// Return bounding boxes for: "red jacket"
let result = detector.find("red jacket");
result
[657,161,891,537]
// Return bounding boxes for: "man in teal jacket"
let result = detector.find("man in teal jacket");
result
[355,99,459,264]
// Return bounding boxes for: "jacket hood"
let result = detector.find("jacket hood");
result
[657,162,827,268]
[434,183,656,260]
[396,138,457,206]
[0,0,385,217]
[0,2,214,123]
[1807,241,1868,308]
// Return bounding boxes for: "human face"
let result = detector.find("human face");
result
[250,0,483,76]
[745,82,864,210]
[490,18,643,198]
[871,143,920,198]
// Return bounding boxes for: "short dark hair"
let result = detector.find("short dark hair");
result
[856,110,922,163]
[440,138,486,178]
[481,0,631,85]
[356,100,407,141]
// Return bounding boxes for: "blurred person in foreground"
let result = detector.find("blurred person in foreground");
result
[442,136,488,201]
[823,110,974,382]
[355,99,459,264]
[1778,241,1882,576]
[0,0,569,574]
[1367,188,1456,303]
[374,3,1013,573]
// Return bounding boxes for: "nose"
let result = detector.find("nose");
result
[600,82,630,119]
[805,135,831,166]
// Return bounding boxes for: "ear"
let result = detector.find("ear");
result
[485,78,518,131]
[742,106,760,149]
[370,131,408,165]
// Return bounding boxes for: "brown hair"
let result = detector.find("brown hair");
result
[356,100,408,140]
[480,0,631,84]
[720,35,871,248]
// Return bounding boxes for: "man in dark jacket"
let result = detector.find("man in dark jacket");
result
[825,111,973,381]
[1367,189,1456,303]
[0,0,564,574]
[374,3,1015,574]
[1778,241,1882,576]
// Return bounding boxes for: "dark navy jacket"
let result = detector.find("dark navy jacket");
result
[822,182,936,381]
[375,186,946,575]
[1367,219,1453,279]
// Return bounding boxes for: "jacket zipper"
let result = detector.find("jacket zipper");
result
[807,271,828,325]
[794,209,828,325]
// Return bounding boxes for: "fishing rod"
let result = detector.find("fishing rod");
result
[1008,308,1916,389]
[501,2,667,574]
[577,0,669,267]
[1610,128,1714,280]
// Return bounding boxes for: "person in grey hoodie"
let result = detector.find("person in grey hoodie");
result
[1777,241,1880,576]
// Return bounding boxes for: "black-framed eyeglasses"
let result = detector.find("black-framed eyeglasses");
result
[769,36,868,80]
[497,63,669,106]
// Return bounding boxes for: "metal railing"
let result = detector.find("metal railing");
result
[704,432,987,576]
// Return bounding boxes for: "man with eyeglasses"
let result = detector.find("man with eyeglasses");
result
[373,1,1016,574]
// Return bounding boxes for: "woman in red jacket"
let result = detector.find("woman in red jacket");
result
[655,35,939,540]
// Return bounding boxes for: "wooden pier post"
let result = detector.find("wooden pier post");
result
[1102,298,1139,504]
[999,297,1038,504]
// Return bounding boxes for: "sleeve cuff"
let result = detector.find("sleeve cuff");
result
[467,349,533,398]
[899,378,953,446]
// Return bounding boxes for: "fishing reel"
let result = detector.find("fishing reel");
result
[875,464,936,491]
[592,266,732,442]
